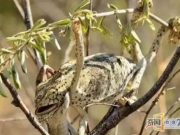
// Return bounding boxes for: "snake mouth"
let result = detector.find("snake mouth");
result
[35,103,59,115]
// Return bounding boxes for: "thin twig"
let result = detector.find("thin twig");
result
[90,45,180,135]
[93,9,168,27]
[165,100,179,116]
[0,117,26,122]
[85,0,92,56]
[13,0,25,19]
[70,114,80,125]
[136,109,146,114]
[85,25,90,56]
[0,73,49,135]
[169,106,180,118]
[72,9,168,27]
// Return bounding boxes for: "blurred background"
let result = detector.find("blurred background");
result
[0,0,180,135]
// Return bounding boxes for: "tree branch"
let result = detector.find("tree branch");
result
[0,73,49,135]
[22,0,33,29]
[13,0,42,70]
[21,0,42,70]
[93,9,168,27]
[90,45,180,135]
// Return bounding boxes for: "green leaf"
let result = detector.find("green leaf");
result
[99,19,111,36]
[38,34,50,42]
[143,0,150,17]
[31,19,46,32]
[11,63,21,89]
[36,41,47,64]
[114,13,122,29]
[0,78,7,97]
[30,40,46,64]
[74,0,90,12]
[50,34,61,50]
[21,63,27,73]
[17,51,22,61]
[13,31,27,37]
[30,40,44,55]
[126,24,141,43]
[42,45,47,65]
[1,48,13,54]
[6,36,26,42]
[146,18,155,30]
[0,56,4,63]
[86,14,96,23]
[97,17,104,27]
[35,42,46,65]
[123,37,129,44]
[79,17,88,33]
[94,17,112,36]
[51,19,70,27]
[107,3,118,10]
[40,51,46,65]
[131,30,141,43]
[20,51,27,73]
[101,25,112,36]
[91,26,103,32]
[80,9,93,15]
